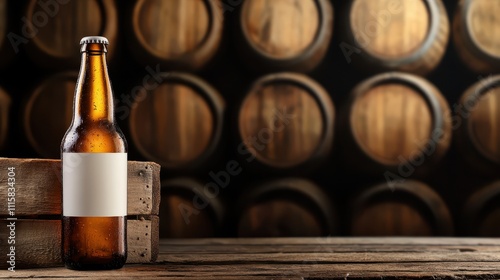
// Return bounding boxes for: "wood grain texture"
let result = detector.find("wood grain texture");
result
[0,87,10,150]
[351,83,432,165]
[238,73,334,171]
[344,0,449,75]
[23,72,76,159]
[129,72,224,170]
[469,88,500,159]
[342,72,451,175]
[351,0,429,59]
[160,178,224,238]
[135,0,208,58]
[5,237,500,278]
[238,199,323,237]
[0,158,161,216]
[454,0,500,73]
[455,75,500,175]
[128,216,160,264]
[236,178,336,237]
[464,181,500,236]
[350,180,453,236]
[352,201,433,236]
[25,0,117,69]
[238,0,333,72]
[0,218,159,268]
[131,0,223,70]
[242,0,319,59]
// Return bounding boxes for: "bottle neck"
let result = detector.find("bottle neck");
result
[73,43,114,125]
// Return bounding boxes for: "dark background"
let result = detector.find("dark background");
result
[0,0,497,237]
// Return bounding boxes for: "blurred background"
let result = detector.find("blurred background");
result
[0,0,500,238]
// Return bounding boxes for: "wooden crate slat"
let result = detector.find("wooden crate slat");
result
[0,217,159,268]
[0,158,160,216]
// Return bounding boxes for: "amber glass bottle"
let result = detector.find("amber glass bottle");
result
[61,36,127,270]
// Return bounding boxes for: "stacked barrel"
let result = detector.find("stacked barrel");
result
[126,0,227,238]
[1,0,500,237]
[10,0,119,158]
[229,0,336,237]
[453,0,500,236]
[336,0,454,236]
[0,0,12,154]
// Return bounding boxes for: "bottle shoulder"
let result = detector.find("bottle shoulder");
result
[61,121,127,153]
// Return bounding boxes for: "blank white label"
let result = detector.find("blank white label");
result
[63,153,127,217]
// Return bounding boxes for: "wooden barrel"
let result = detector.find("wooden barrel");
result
[130,0,223,71]
[350,180,453,236]
[453,0,500,73]
[463,181,500,236]
[129,72,225,170]
[24,0,117,69]
[237,0,333,73]
[0,86,10,151]
[23,72,76,158]
[160,178,224,238]
[236,178,336,237]
[454,75,500,175]
[237,73,334,172]
[341,72,451,176]
[341,0,449,75]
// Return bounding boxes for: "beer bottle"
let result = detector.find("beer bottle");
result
[61,36,127,270]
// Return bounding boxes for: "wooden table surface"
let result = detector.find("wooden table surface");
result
[4,237,500,279]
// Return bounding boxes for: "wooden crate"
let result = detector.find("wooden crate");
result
[0,158,160,268]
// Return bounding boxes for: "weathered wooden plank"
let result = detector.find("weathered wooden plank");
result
[0,158,160,216]
[2,238,500,278]
[158,251,500,264]
[159,237,500,246]
[129,216,159,264]
[161,238,500,254]
[0,217,159,268]
[163,243,500,254]
[2,262,500,279]
[155,239,500,265]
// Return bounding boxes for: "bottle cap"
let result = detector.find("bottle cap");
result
[80,36,109,45]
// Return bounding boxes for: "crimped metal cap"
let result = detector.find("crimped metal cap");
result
[80,36,109,45]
